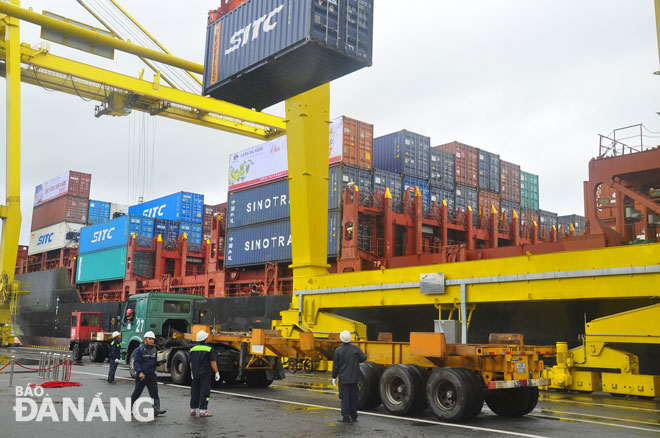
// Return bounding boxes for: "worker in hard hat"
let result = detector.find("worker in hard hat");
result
[107,331,121,384]
[131,331,167,416]
[189,330,220,417]
[125,308,135,330]
[332,330,366,423]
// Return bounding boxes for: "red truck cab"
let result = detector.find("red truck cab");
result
[70,312,104,341]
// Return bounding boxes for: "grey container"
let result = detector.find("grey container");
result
[429,149,455,191]
[204,0,374,110]
[558,214,585,234]
[224,210,340,267]
[334,164,372,196]
[538,210,558,237]
[430,187,455,213]
[454,185,478,220]
[373,169,402,211]
[500,200,521,221]
[478,150,500,193]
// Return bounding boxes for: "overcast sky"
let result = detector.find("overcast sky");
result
[1,1,658,245]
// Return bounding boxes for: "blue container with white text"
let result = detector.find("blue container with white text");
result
[129,192,204,223]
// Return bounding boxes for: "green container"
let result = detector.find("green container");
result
[76,246,127,284]
[133,251,153,278]
[520,171,539,211]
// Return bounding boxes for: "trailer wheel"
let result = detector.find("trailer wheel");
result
[455,369,484,419]
[170,350,191,386]
[89,343,103,363]
[378,364,426,415]
[128,350,136,379]
[358,362,383,410]
[407,365,429,414]
[485,387,539,417]
[425,368,472,422]
[288,359,298,373]
[246,370,273,388]
[72,344,83,362]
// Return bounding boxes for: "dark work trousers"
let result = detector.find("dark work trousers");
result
[107,361,118,383]
[190,374,212,410]
[339,383,359,420]
[131,373,160,406]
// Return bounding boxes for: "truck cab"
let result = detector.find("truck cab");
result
[69,312,109,362]
[120,292,205,368]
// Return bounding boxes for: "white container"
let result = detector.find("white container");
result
[28,222,84,255]
[109,203,129,220]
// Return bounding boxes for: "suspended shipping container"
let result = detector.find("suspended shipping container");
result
[225,211,340,267]
[31,195,89,231]
[28,222,83,256]
[429,149,455,191]
[521,171,539,211]
[500,160,521,203]
[76,246,127,284]
[87,200,111,225]
[203,0,374,110]
[79,215,130,255]
[129,191,204,223]
[402,176,430,211]
[434,142,478,188]
[33,170,91,207]
[374,130,430,179]
[478,150,500,193]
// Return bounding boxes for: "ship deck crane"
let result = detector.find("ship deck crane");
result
[0,0,659,401]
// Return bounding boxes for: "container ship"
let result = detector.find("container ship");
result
[14,115,660,353]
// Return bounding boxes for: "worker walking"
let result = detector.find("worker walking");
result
[131,331,167,416]
[107,331,121,384]
[332,330,366,423]
[189,330,220,417]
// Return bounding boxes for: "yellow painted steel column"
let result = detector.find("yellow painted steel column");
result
[0,0,22,346]
[285,83,330,284]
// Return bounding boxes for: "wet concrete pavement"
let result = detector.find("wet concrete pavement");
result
[0,358,658,438]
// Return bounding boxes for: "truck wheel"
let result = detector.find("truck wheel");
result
[425,368,472,422]
[378,364,426,415]
[407,365,429,414]
[128,350,136,379]
[358,362,383,410]
[246,370,273,388]
[170,350,191,386]
[485,387,538,417]
[99,343,109,362]
[72,344,83,362]
[455,369,484,419]
[89,343,102,363]
[288,359,298,373]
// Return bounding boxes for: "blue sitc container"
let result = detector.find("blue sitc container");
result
[180,222,203,252]
[225,211,340,268]
[429,150,455,191]
[402,176,431,211]
[129,191,204,223]
[87,200,111,225]
[79,215,129,255]
[129,216,155,248]
[374,130,430,179]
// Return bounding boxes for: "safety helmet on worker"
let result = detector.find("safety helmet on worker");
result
[126,308,134,316]
[112,331,120,338]
[340,330,351,343]
[144,331,155,339]
[196,331,209,342]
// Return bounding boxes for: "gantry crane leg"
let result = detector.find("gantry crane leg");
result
[0,0,23,346]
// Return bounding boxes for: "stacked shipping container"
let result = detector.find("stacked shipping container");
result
[434,142,478,188]
[374,130,430,179]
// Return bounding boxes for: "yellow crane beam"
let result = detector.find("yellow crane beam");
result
[0,41,286,139]
[0,1,203,74]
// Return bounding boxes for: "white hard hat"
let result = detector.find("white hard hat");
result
[144,331,155,339]
[196,331,209,342]
[340,330,351,343]
[112,331,120,338]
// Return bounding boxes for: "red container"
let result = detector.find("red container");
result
[332,116,374,170]
[521,209,540,226]
[478,190,500,216]
[203,203,227,237]
[500,160,521,203]
[33,171,91,207]
[434,141,478,188]
[31,195,89,231]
